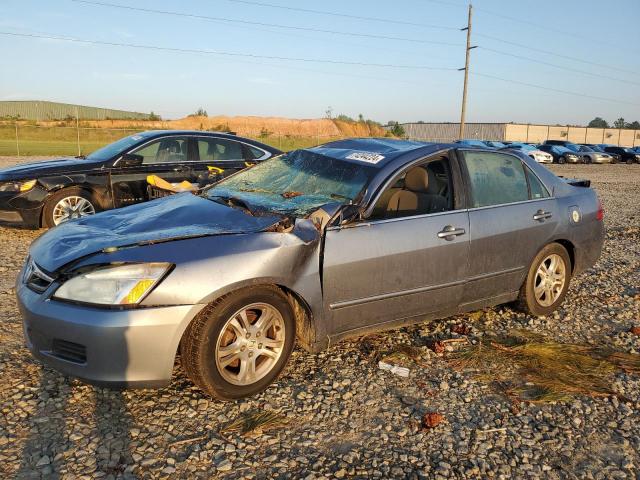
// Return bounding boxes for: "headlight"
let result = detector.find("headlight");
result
[53,263,171,306]
[0,179,37,192]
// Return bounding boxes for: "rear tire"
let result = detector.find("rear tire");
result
[42,187,97,228]
[180,286,296,400]
[558,156,566,164]
[516,243,572,317]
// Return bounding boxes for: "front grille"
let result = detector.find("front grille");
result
[23,258,55,293]
[51,339,87,364]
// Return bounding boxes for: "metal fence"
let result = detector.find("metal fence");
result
[395,122,640,147]
[0,123,348,157]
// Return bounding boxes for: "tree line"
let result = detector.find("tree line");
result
[588,117,640,129]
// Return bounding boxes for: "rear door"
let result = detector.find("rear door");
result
[458,149,558,306]
[189,137,266,186]
[110,136,191,208]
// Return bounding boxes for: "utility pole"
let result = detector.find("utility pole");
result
[458,4,475,140]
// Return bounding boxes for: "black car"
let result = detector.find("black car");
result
[602,146,640,164]
[0,130,281,228]
[537,144,582,164]
[543,140,579,148]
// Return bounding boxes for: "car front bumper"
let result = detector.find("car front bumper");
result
[0,191,44,228]
[17,281,206,388]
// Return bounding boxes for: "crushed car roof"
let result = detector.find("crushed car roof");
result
[306,138,449,167]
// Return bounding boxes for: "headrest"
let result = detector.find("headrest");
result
[164,140,180,152]
[405,167,430,192]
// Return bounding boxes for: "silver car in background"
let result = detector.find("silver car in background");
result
[574,145,614,164]
[17,139,605,399]
[504,142,554,164]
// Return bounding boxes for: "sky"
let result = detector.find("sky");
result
[0,0,639,124]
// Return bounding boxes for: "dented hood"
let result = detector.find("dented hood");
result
[29,192,282,272]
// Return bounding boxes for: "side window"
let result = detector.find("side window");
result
[132,137,188,164]
[525,166,550,199]
[369,158,453,220]
[462,151,528,208]
[197,139,244,161]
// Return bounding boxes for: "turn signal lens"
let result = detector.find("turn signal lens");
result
[19,180,37,192]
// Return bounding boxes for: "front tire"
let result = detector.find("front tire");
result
[557,156,566,164]
[42,187,97,228]
[180,286,296,400]
[516,243,571,317]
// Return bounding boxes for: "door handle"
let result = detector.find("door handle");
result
[437,225,466,240]
[173,166,189,172]
[533,209,553,221]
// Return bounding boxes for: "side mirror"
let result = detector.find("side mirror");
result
[118,153,144,167]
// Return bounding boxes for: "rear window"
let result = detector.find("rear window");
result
[197,138,244,161]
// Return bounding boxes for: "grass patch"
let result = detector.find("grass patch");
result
[220,409,289,437]
[0,124,347,156]
[449,330,640,403]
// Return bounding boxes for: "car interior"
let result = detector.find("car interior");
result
[155,139,187,163]
[207,140,243,161]
[370,156,453,220]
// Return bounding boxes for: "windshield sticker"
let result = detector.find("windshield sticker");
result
[346,152,385,164]
[131,135,143,141]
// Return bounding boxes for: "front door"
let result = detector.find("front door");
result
[322,155,469,335]
[110,136,191,208]
[322,212,470,334]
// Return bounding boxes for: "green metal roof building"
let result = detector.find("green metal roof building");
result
[0,100,151,121]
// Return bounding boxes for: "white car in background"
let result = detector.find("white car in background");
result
[503,142,554,164]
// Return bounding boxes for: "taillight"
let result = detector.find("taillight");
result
[596,199,604,221]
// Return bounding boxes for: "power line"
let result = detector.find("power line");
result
[221,0,460,30]
[474,6,640,54]
[480,47,640,86]
[472,72,640,107]
[475,33,640,76]
[4,30,636,107]
[70,0,640,80]
[70,0,462,47]
[0,31,459,70]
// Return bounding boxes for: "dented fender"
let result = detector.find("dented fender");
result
[37,173,113,210]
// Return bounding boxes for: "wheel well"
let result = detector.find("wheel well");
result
[276,284,316,352]
[554,239,575,272]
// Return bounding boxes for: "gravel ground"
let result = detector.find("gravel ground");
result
[0,157,638,479]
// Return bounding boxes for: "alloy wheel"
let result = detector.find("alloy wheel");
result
[215,303,286,386]
[533,254,566,307]
[52,196,96,225]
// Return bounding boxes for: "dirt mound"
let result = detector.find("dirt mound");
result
[57,115,388,137]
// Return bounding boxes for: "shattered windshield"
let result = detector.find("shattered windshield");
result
[206,150,376,217]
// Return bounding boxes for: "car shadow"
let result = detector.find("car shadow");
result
[16,369,133,478]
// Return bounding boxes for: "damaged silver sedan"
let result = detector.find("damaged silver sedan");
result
[17,139,604,399]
